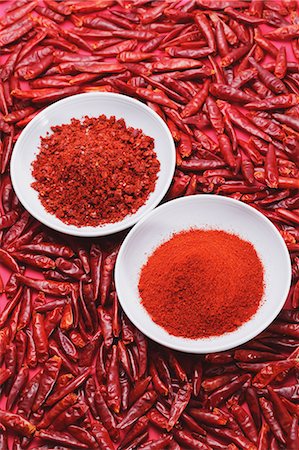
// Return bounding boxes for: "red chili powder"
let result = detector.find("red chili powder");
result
[138,229,264,339]
[32,115,160,227]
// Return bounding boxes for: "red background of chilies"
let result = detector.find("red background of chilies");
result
[0,0,298,449]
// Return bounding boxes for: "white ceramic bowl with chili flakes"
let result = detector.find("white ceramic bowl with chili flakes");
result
[10,92,176,237]
[115,195,292,353]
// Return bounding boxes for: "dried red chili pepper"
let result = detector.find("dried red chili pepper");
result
[32,311,49,363]
[37,429,88,448]
[181,79,210,118]
[0,368,12,387]
[94,389,118,440]
[6,366,29,411]
[117,391,158,429]
[67,425,97,448]
[32,355,62,411]
[167,382,192,431]
[52,402,88,430]
[259,397,286,445]
[46,368,91,407]
[105,344,121,414]
[119,416,148,449]
[55,327,78,362]
[89,421,114,450]
[16,274,72,296]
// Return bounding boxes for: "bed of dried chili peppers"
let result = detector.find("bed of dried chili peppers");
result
[0,0,298,449]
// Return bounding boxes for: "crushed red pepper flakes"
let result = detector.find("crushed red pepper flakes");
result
[32,115,160,227]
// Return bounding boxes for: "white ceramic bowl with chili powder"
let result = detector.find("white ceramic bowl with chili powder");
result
[115,195,292,353]
[10,93,175,237]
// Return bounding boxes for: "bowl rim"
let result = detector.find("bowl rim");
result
[10,92,176,237]
[115,194,292,353]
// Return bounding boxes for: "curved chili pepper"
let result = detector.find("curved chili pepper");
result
[189,408,228,426]
[259,397,285,444]
[249,57,287,94]
[210,83,254,104]
[6,366,29,411]
[100,246,119,305]
[208,374,251,407]
[37,429,88,448]
[214,20,228,57]
[59,302,74,331]
[46,368,90,407]
[191,360,202,397]
[286,415,299,450]
[118,371,129,414]
[32,311,48,363]
[13,252,55,270]
[221,44,252,68]
[254,29,278,58]
[229,403,258,444]
[167,382,191,431]
[173,429,210,450]
[0,211,19,230]
[67,425,97,448]
[181,79,210,118]
[177,132,192,158]
[118,416,148,449]
[0,17,34,47]
[32,355,61,412]
[52,402,88,430]
[223,103,272,142]
[17,369,41,418]
[0,368,12,389]
[90,421,114,449]
[106,345,121,414]
[0,248,19,272]
[0,410,35,437]
[94,341,106,384]
[37,392,77,429]
[202,374,236,393]
[267,387,292,438]
[0,286,22,328]
[98,306,113,348]
[167,175,190,199]
[44,0,71,15]
[89,243,102,301]
[269,321,299,336]
[84,377,98,420]
[139,434,174,450]
[20,242,74,258]
[78,332,100,368]
[147,408,168,430]
[210,427,257,450]
[137,87,179,110]
[48,340,77,376]
[205,96,224,135]
[134,327,148,378]
[264,144,279,189]
[118,390,157,429]
[35,5,65,23]
[116,340,132,381]
[218,134,236,169]
[94,389,118,440]
[55,327,78,362]
[15,274,72,296]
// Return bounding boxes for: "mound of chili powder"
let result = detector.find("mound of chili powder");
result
[139,229,265,339]
[32,115,160,227]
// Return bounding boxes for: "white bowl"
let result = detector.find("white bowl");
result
[115,195,292,353]
[10,93,175,237]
